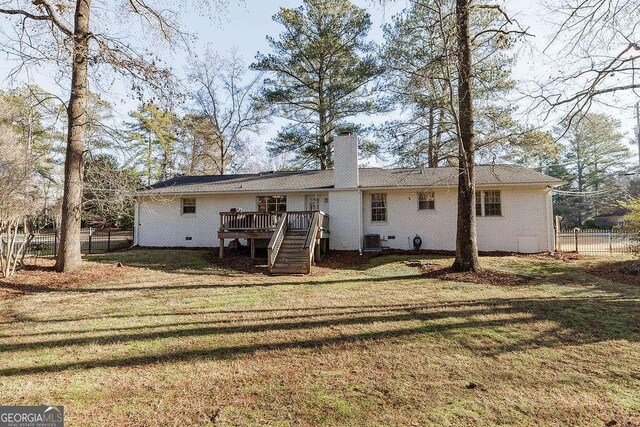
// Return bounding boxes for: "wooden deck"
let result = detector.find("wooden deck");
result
[218,211,329,273]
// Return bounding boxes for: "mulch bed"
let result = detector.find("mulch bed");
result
[420,263,531,286]
[587,260,640,287]
[0,259,138,299]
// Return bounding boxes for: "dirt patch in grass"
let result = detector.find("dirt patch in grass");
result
[541,252,584,262]
[0,259,138,299]
[316,250,583,267]
[587,259,640,287]
[203,251,269,274]
[420,263,531,286]
[314,251,371,271]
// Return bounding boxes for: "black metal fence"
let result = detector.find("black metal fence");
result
[556,229,637,254]
[20,228,133,258]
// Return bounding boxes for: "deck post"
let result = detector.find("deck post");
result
[250,239,255,259]
[219,239,224,258]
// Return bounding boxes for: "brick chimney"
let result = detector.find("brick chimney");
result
[333,131,359,188]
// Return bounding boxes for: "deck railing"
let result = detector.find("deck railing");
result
[219,211,282,231]
[267,213,288,270]
[219,211,326,233]
[286,211,315,231]
[303,212,321,273]
[320,212,329,234]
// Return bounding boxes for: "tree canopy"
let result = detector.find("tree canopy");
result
[253,0,383,169]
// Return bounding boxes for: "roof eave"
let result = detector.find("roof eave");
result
[136,180,563,197]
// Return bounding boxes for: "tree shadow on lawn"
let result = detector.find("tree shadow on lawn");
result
[87,249,454,275]
[4,257,637,301]
[86,249,267,275]
[0,273,427,296]
[0,300,490,326]
[0,294,637,377]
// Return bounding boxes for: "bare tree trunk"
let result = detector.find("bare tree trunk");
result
[55,0,92,273]
[146,134,152,185]
[435,108,444,166]
[219,133,226,175]
[451,0,481,273]
[162,149,168,180]
[318,101,328,170]
[427,105,435,168]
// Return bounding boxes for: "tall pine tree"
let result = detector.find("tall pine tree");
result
[252,0,383,169]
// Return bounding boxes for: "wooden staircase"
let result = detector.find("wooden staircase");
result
[270,230,308,274]
[267,211,329,275]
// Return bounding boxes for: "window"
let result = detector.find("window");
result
[306,195,320,211]
[181,198,196,215]
[371,193,387,222]
[257,195,287,212]
[418,192,435,210]
[476,190,502,217]
[484,191,501,216]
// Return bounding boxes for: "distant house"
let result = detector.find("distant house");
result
[592,208,629,229]
[135,133,563,273]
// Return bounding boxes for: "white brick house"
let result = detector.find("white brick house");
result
[135,133,562,272]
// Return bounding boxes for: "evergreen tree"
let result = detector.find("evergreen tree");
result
[381,0,522,169]
[126,103,178,184]
[554,113,631,226]
[176,114,223,176]
[252,0,383,169]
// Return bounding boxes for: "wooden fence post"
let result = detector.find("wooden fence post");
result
[574,228,579,253]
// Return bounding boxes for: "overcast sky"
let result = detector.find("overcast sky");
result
[1,0,638,166]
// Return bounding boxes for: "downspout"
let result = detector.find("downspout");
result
[134,197,140,247]
[545,187,554,252]
[359,189,363,255]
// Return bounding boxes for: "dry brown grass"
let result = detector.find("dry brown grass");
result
[0,250,638,426]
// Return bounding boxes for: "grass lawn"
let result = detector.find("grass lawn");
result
[1,250,639,426]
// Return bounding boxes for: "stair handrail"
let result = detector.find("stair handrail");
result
[303,211,321,273]
[267,213,288,271]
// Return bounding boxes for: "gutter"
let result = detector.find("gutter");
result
[137,181,565,198]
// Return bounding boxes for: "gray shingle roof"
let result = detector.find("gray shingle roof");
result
[139,165,563,195]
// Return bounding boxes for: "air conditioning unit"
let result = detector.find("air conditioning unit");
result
[364,234,381,251]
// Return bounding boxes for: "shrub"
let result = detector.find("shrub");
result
[622,198,640,257]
